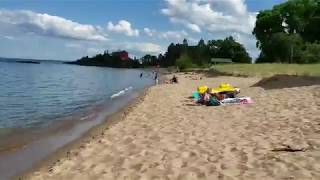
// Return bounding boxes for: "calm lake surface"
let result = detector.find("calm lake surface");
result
[0,60,153,130]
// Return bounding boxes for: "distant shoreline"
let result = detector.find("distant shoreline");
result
[16,60,40,64]
[0,57,67,63]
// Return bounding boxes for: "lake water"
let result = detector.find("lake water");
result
[0,60,154,178]
[0,61,153,130]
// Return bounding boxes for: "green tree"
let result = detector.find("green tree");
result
[141,54,157,66]
[207,36,251,63]
[183,38,188,46]
[253,0,320,63]
[195,38,210,65]
[261,33,303,63]
[164,43,182,66]
[198,38,206,47]
[302,42,320,63]
[176,53,194,70]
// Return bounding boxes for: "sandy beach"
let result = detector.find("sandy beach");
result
[21,73,320,180]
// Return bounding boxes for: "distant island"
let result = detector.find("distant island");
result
[16,60,40,64]
[66,51,140,68]
[0,57,66,64]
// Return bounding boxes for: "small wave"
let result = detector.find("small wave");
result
[110,86,133,99]
[80,113,96,121]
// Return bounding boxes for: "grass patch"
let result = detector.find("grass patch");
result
[212,64,320,77]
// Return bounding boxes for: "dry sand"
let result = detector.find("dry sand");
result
[23,73,320,180]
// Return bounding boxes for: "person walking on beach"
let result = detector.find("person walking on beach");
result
[140,72,143,78]
[154,72,158,85]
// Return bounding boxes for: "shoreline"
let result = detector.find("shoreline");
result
[16,88,150,179]
[16,72,169,179]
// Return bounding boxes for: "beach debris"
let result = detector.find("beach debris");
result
[48,167,54,173]
[271,145,307,152]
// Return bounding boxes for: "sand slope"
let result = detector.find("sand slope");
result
[25,74,320,180]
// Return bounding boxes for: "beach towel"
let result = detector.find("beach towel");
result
[221,97,253,105]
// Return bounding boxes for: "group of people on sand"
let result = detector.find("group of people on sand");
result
[194,83,240,106]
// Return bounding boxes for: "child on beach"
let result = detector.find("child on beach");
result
[166,75,178,84]
[171,75,178,83]
[154,72,158,85]
[199,88,220,106]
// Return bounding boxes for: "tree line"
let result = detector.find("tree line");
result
[69,36,251,69]
[253,0,320,63]
[67,51,140,68]
[141,37,251,68]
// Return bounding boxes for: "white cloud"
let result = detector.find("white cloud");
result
[68,41,165,58]
[65,43,83,49]
[87,47,104,55]
[186,23,201,32]
[123,42,164,55]
[161,0,256,34]
[3,35,15,40]
[232,32,259,59]
[159,30,188,41]
[161,0,258,58]
[143,28,156,37]
[143,27,190,42]
[0,9,108,41]
[107,20,139,37]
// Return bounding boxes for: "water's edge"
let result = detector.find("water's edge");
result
[13,88,150,180]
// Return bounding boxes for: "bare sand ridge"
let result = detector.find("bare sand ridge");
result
[23,73,320,180]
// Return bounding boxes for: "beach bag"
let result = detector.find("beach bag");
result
[207,97,220,106]
[192,91,200,101]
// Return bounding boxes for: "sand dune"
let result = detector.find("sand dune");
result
[23,74,320,180]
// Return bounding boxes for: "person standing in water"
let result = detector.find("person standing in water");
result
[140,72,143,78]
[154,72,158,85]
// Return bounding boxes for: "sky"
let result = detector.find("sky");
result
[0,0,286,61]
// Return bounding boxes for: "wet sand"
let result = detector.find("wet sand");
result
[0,89,146,179]
[21,73,320,180]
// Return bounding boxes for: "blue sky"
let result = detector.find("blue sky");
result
[0,0,285,61]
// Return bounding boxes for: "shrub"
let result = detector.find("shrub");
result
[175,53,195,70]
[302,43,320,63]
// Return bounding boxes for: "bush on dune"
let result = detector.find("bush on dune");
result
[176,54,195,70]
